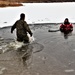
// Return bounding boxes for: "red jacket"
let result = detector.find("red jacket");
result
[60,23,73,31]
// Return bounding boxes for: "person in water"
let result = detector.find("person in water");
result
[11,13,33,43]
[60,18,73,34]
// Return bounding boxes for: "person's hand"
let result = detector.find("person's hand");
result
[30,33,33,37]
[29,31,33,37]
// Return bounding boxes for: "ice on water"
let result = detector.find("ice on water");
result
[0,67,6,75]
[65,69,74,73]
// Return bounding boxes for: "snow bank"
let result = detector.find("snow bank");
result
[0,2,75,27]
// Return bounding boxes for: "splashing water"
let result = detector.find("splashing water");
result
[9,41,24,49]
[27,33,35,43]
[0,34,35,53]
[9,34,35,50]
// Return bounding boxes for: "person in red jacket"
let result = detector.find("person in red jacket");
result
[60,18,73,34]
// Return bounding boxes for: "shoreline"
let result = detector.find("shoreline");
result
[0,1,23,7]
[0,22,75,29]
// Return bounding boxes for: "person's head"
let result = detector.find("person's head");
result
[20,13,25,20]
[64,18,70,24]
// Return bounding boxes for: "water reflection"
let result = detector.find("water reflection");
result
[61,32,72,39]
[17,42,44,67]
[17,44,33,66]
[0,36,44,70]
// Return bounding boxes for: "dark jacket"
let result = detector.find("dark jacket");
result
[11,19,32,42]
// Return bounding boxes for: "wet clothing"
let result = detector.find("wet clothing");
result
[60,23,73,34]
[11,19,32,43]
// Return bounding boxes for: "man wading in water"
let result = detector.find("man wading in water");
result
[11,13,32,43]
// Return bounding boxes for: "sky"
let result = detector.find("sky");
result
[0,2,75,27]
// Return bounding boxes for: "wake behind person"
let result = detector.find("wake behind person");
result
[11,13,33,43]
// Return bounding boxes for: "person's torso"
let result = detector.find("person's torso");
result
[64,24,71,28]
[16,20,27,35]
[62,24,72,30]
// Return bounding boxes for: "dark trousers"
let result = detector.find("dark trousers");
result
[17,34,29,43]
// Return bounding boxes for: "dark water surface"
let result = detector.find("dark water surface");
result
[0,24,75,75]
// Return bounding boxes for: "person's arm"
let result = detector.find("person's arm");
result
[11,22,16,33]
[60,24,64,31]
[24,22,33,36]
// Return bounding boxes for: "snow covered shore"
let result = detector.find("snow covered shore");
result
[0,2,75,28]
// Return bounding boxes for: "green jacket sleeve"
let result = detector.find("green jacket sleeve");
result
[11,21,16,33]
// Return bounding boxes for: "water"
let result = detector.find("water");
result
[0,26,44,68]
[0,24,75,75]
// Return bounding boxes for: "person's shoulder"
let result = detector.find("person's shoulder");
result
[70,23,73,26]
[15,20,20,23]
[60,23,63,28]
[70,23,72,25]
[24,21,28,24]
[24,20,27,23]
[13,20,19,25]
[68,23,72,25]
[60,23,64,26]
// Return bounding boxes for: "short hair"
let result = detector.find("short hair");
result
[65,18,68,20]
[20,13,25,19]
